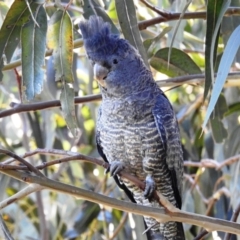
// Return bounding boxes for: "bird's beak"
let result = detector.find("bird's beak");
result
[93,63,108,87]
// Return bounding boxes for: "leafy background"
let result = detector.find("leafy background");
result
[0,0,240,239]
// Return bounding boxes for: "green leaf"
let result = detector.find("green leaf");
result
[115,0,149,68]
[210,94,228,142]
[82,0,119,34]
[21,5,47,101]
[211,93,228,119]
[224,102,240,117]
[0,0,39,80]
[47,9,78,136]
[202,25,240,129]
[210,118,228,143]
[47,9,74,83]
[204,0,230,99]
[60,83,79,137]
[150,47,202,77]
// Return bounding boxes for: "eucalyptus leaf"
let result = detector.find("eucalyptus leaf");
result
[204,0,230,100]
[0,0,39,80]
[202,25,240,130]
[115,0,149,68]
[60,83,79,137]
[150,47,201,77]
[47,9,74,83]
[21,5,47,100]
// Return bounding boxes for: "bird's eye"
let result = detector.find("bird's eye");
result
[113,59,118,64]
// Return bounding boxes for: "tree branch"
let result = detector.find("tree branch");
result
[1,72,240,118]
[0,184,45,209]
[138,7,240,30]
[0,94,101,118]
[0,149,44,177]
[1,169,240,236]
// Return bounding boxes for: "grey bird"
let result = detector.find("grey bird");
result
[79,16,185,240]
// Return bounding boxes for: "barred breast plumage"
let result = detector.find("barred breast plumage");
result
[80,15,185,240]
[97,90,180,239]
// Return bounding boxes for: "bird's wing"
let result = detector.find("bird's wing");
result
[152,93,183,209]
[96,107,136,203]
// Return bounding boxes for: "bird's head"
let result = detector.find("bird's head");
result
[79,16,150,97]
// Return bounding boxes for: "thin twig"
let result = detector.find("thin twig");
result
[0,149,44,177]
[0,184,45,209]
[217,155,240,170]
[109,213,128,240]
[193,229,209,240]
[139,0,169,18]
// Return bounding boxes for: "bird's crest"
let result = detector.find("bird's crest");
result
[79,16,133,59]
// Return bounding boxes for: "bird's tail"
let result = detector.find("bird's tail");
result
[144,221,185,240]
[176,222,185,240]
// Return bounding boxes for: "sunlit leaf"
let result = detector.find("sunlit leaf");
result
[47,9,73,83]
[47,9,78,136]
[150,47,201,77]
[21,5,47,100]
[202,25,240,129]
[115,0,149,68]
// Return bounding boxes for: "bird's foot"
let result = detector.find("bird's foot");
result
[105,161,125,176]
[144,175,156,199]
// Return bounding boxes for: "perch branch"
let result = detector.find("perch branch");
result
[1,169,240,236]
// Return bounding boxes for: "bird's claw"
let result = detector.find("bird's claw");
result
[109,161,125,176]
[144,175,156,199]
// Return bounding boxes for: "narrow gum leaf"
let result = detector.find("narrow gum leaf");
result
[150,48,201,77]
[60,83,79,137]
[202,25,240,129]
[47,9,78,136]
[0,1,39,80]
[115,0,149,68]
[21,5,47,101]
[47,10,73,83]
